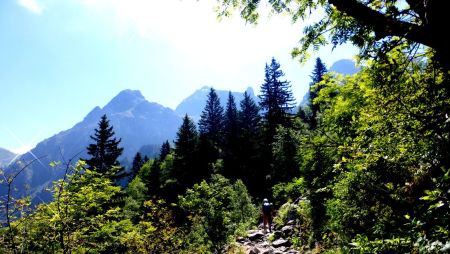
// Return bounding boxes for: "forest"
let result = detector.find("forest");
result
[1,0,450,253]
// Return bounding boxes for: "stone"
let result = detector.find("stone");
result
[281,225,294,235]
[286,220,295,225]
[273,230,283,239]
[248,231,265,241]
[272,238,291,248]
[276,246,287,252]
[261,248,274,254]
[248,247,261,254]
[237,236,246,243]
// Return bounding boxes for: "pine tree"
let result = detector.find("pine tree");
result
[309,57,328,127]
[198,88,224,149]
[222,92,240,179]
[198,88,224,174]
[239,91,261,136]
[259,58,296,140]
[258,58,295,194]
[237,91,262,195]
[130,152,144,182]
[85,114,125,181]
[172,115,199,192]
[147,160,161,198]
[159,140,171,161]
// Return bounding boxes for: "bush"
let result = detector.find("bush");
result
[178,174,258,252]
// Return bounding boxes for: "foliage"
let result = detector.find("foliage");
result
[179,174,258,253]
[121,199,182,253]
[1,161,127,253]
[272,126,300,183]
[272,200,313,248]
[215,0,450,69]
[272,177,306,206]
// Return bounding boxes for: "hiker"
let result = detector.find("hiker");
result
[261,198,273,233]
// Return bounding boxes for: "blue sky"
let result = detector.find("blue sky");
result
[0,0,357,154]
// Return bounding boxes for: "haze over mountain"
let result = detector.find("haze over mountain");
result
[329,59,359,75]
[2,87,256,202]
[175,86,257,121]
[2,90,181,200]
[0,148,16,167]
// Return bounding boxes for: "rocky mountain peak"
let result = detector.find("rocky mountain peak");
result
[104,89,146,113]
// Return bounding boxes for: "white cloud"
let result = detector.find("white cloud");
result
[74,0,357,103]
[76,0,307,77]
[18,0,44,14]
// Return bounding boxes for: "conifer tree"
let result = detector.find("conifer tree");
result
[237,91,262,195]
[308,57,328,127]
[172,115,199,192]
[198,88,224,147]
[130,152,144,181]
[259,58,296,140]
[159,140,171,161]
[258,58,295,194]
[197,88,224,174]
[147,160,161,197]
[222,92,240,179]
[85,114,125,181]
[239,91,261,137]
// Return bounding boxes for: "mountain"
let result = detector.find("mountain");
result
[2,90,182,201]
[299,59,359,107]
[329,59,359,75]
[175,86,257,121]
[0,148,16,167]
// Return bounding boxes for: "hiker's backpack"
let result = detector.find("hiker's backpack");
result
[262,202,271,214]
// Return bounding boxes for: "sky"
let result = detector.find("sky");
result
[0,0,357,154]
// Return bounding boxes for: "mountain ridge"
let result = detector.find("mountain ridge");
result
[2,90,182,201]
[0,147,16,167]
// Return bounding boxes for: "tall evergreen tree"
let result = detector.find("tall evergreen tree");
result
[239,91,261,137]
[130,152,144,181]
[85,114,125,181]
[308,57,328,127]
[147,160,161,198]
[237,91,262,195]
[197,88,224,173]
[198,88,224,147]
[172,115,199,193]
[258,58,295,194]
[159,140,171,161]
[222,92,240,179]
[259,58,296,140]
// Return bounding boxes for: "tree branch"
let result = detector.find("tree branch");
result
[328,0,434,48]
